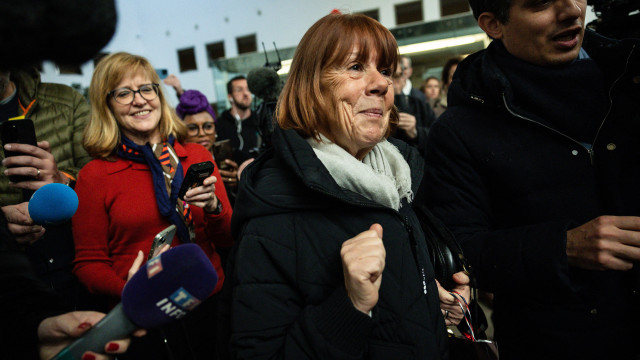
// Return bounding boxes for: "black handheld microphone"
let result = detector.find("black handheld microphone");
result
[51,244,218,359]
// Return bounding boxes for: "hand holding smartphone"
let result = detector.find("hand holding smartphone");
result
[212,140,233,171]
[1,119,38,183]
[178,161,215,200]
[148,225,177,261]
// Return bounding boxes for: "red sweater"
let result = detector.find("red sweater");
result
[72,142,232,301]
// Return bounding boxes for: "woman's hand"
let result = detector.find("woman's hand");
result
[341,224,386,315]
[437,271,471,326]
[184,175,219,213]
[38,311,146,360]
[127,245,169,282]
[219,159,239,187]
[127,251,145,281]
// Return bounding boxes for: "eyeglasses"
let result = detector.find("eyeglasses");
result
[108,83,159,105]
[187,122,215,136]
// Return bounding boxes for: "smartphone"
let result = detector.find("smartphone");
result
[155,68,168,80]
[148,224,177,261]
[212,140,233,170]
[1,119,38,182]
[178,161,215,200]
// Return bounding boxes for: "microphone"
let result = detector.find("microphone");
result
[247,67,282,102]
[51,244,218,360]
[28,183,79,225]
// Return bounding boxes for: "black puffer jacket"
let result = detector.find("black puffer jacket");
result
[423,31,640,359]
[226,126,448,360]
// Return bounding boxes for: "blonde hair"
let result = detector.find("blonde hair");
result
[276,13,399,143]
[84,52,187,159]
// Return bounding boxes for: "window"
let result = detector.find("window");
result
[440,0,470,17]
[206,41,225,66]
[395,1,423,25]
[178,47,197,72]
[357,9,380,21]
[236,34,257,54]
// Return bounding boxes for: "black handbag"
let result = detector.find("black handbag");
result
[414,203,498,359]
[413,202,470,289]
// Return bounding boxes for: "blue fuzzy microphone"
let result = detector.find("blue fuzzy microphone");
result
[51,244,218,359]
[28,183,79,225]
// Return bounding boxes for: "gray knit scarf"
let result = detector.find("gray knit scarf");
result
[307,134,413,210]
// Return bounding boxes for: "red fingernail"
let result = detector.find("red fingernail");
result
[77,322,92,330]
[106,342,120,351]
[82,354,96,360]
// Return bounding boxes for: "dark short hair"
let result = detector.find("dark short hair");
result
[226,75,246,95]
[441,56,464,86]
[468,0,511,23]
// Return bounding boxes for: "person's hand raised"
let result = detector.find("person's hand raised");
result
[397,113,417,139]
[341,224,386,314]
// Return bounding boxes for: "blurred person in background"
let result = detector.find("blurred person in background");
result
[421,76,442,116]
[432,56,464,118]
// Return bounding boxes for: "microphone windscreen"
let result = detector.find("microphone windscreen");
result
[247,67,281,101]
[28,183,79,225]
[121,244,218,328]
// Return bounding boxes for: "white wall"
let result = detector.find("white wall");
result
[39,0,599,107]
[40,0,444,107]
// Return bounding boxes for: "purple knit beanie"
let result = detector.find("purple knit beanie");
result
[175,89,217,122]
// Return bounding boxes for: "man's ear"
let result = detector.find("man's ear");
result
[477,12,504,40]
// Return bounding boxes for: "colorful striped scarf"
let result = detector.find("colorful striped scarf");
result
[117,135,194,243]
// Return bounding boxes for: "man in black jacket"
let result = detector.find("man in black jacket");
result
[391,62,436,158]
[217,75,261,165]
[422,0,640,359]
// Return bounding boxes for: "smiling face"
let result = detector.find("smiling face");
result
[109,71,162,144]
[324,48,394,160]
[184,111,216,151]
[496,0,587,66]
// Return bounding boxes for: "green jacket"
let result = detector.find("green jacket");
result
[1,68,91,206]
